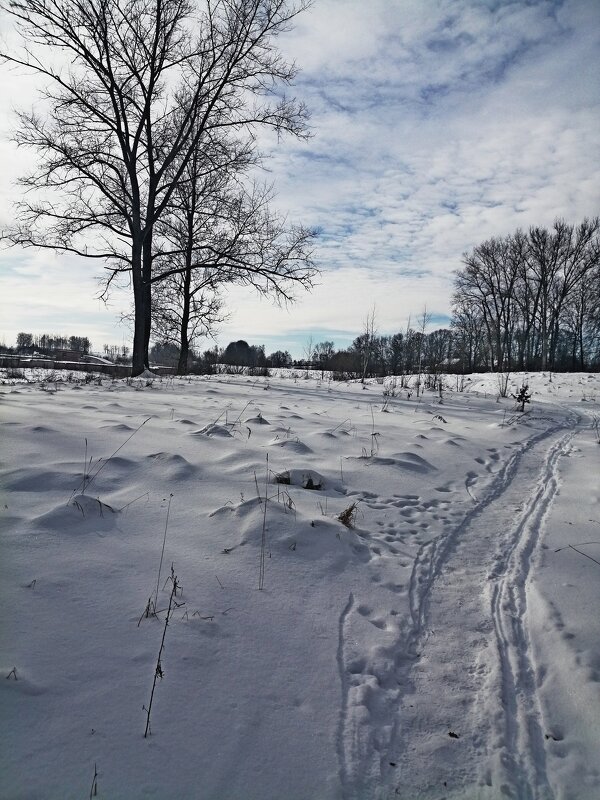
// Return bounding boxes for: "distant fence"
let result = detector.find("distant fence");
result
[0,355,174,378]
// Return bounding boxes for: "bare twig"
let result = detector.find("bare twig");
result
[144,567,181,737]
[137,597,157,627]
[154,494,174,609]
[259,454,269,590]
[555,542,600,567]
[119,492,150,512]
[254,471,262,504]
[83,438,88,493]
[89,763,98,799]
[330,418,352,434]
[69,417,151,501]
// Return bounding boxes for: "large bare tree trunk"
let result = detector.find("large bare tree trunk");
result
[131,242,147,376]
[141,234,154,372]
[177,254,193,375]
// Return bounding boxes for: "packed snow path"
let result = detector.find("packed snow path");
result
[338,415,584,800]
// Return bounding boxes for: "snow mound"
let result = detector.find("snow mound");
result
[193,424,233,438]
[245,414,270,425]
[370,452,437,473]
[2,467,78,492]
[268,438,312,454]
[273,469,326,490]
[33,494,118,533]
[146,452,199,479]
[210,496,370,567]
[100,423,134,432]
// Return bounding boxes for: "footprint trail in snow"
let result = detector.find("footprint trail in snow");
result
[337,417,581,800]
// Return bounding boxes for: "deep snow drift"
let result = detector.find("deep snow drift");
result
[1,370,599,799]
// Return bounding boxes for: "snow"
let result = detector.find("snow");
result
[0,370,598,799]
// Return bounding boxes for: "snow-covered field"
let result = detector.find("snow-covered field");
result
[1,370,599,800]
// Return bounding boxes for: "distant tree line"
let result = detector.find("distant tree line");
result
[147,217,600,377]
[148,339,288,372]
[15,332,91,354]
[452,218,600,372]
[296,328,455,380]
[103,344,131,363]
[147,328,454,379]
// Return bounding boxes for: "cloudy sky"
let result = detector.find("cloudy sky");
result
[1,0,599,357]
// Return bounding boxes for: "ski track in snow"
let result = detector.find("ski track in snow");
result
[337,592,355,792]
[481,425,581,799]
[337,411,582,800]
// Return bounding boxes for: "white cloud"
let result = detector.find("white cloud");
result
[0,248,130,348]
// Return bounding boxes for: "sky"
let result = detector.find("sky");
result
[1,0,599,358]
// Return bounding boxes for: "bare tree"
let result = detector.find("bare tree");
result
[384,332,404,377]
[562,262,600,369]
[302,334,315,366]
[313,340,334,378]
[151,271,226,373]
[451,295,487,372]
[415,305,430,397]
[357,305,377,383]
[532,218,600,368]
[145,121,315,373]
[1,0,313,374]
[147,129,251,373]
[457,237,521,371]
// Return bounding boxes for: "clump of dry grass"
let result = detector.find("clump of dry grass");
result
[338,502,358,528]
